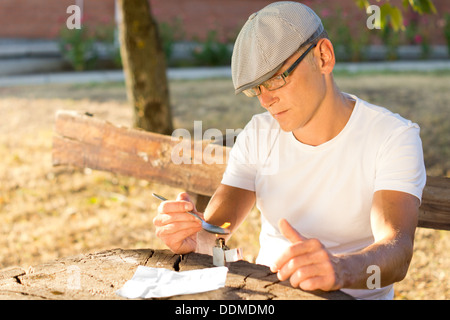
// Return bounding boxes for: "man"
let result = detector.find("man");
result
[153,1,426,299]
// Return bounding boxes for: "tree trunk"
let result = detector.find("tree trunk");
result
[117,0,173,134]
[0,249,353,300]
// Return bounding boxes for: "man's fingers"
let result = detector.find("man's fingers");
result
[176,192,195,210]
[271,220,339,292]
[278,218,307,243]
[270,238,323,274]
[158,199,194,215]
[155,220,202,239]
[153,211,200,226]
[270,220,318,274]
[156,221,201,254]
[153,192,201,255]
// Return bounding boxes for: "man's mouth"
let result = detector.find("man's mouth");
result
[273,110,288,118]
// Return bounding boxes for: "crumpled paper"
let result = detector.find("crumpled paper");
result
[116,265,228,299]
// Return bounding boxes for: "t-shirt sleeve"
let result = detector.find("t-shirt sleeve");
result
[374,124,427,202]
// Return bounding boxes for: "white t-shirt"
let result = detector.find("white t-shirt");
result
[221,94,426,299]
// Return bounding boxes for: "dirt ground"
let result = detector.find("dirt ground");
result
[0,72,448,299]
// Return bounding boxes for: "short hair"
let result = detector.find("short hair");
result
[297,29,330,67]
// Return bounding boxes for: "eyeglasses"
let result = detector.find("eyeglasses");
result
[243,43,317,98]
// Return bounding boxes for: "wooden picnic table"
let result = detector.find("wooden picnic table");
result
[0,248,353,300]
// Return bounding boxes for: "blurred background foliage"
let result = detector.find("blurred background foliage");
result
[57,0,449,70]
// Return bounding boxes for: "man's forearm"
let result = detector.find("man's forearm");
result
[195,184,256,256]
[336,236,414,289]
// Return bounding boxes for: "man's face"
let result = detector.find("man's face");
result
[256,46,327,135]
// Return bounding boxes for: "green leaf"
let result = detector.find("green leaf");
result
[407,0,437,14]
[356,0,370,9]
[390,6,405,31]
[419,0,437,14]
[380,3,405,31]
[355,0,437,30]
[402,0,410,9]
[379,3,391,30]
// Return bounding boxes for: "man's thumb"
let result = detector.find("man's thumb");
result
[176,192,195,212]
[278,218,307,243]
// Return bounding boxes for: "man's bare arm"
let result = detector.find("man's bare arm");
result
[196,184,256,255]
[272,190,420,291]
[336,189,419,288]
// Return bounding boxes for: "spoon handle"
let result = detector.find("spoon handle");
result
[151,193,168,202]
[152,193,203,222]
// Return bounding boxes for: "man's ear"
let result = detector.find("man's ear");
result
[315,38,335,74]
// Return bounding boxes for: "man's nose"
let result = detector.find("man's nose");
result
[258,86,278,109]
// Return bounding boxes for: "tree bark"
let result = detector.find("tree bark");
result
[117,0,173,134]
[0,249,353,300]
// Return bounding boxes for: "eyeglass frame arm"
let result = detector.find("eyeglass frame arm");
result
[281,43,317,79]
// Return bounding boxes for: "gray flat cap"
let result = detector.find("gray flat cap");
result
[231,1,324,94]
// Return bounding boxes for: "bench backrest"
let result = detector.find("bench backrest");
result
[52,110,450,231]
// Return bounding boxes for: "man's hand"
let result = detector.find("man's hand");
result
[270,219,344,291]
[153,192,203,254]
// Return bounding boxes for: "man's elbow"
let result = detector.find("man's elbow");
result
[392,240,415,284]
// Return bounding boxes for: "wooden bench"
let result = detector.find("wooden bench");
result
[52,110,450,231]
[3,110,441,300]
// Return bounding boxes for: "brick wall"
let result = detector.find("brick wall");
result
[0,0,447,44]
[149,0,449,45]
[149,0,276,42]
[0,0,115,39]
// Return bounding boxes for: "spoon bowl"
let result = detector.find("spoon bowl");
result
[152,193,230,235]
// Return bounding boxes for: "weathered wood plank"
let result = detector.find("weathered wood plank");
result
[52,110,227,197]
[0,249,353,300]
[52,110,450,230]
[418,176,450,230]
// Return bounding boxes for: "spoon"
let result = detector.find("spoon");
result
[152,193,231,235]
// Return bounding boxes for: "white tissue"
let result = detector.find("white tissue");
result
[116,265,228,299]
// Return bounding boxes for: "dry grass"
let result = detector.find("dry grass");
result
[0,72,448,299]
